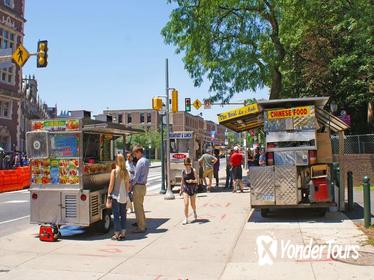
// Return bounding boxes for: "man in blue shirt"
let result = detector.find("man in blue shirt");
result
[131,145,150,233]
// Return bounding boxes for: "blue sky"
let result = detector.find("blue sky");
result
[23,1,268,122]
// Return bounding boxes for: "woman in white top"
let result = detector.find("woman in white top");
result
[108,154,130,240]
[126,152,135,213]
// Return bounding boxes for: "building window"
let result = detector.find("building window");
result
[127,113,132,124]
[0,28,16,85]
[140,113,145,123]
[147,112,152,123]
[4,0,14,9]
[0,100,12,118]
[118,114,123,124]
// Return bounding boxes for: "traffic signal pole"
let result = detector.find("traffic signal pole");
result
[164,58,175,200]
[159,111,166,194]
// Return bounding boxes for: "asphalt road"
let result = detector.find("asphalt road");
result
[0,166,162,237]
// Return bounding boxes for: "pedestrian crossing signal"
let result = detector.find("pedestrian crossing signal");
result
[185,98,191,112]
[37,40,48,68]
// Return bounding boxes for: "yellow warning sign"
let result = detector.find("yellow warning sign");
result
[192,99,202,110]
[12,44,30,67]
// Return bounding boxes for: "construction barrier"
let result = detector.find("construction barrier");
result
[0,166,31,193]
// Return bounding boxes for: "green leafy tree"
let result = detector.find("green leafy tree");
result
[281,0,374,133]
[126,129,163,158]
[162,0,286,101]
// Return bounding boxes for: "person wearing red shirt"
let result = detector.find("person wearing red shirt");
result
[230,146,244,193]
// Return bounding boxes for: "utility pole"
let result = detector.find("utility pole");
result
[164,58,175,200]
[160,110,166,194]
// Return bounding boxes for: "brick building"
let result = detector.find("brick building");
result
[103,109,160,131]
[102,109,226,145]
[0,0,25,152]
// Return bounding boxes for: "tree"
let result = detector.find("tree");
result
[126,129,163,159]
[281,0,374,133]
[162,0,286,101]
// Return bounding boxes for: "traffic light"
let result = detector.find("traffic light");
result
[152,97,163,111]
[171,89,178,113]
[185,98,191,112]
[37,40,48,68]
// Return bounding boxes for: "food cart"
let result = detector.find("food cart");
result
[218,97,349,217]
[169,131,204,187]
[26,117,142,239]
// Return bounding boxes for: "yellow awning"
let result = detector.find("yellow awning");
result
[218,103,263,132]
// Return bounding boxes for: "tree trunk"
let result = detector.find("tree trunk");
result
[269,66,282,99]
[368,101,374,133]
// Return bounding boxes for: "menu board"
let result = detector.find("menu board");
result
[32,159,80,185]
[50,134,80,158]
[58,159,80,184]
[31,159,51,184]
[32,119,80,132]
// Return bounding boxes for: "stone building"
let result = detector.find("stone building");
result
[0,0,25,151]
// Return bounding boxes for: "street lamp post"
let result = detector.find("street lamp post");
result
[159,111,166,194]
[164,58,175,200]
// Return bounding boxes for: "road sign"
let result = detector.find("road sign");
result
[204,99,212,109]
[12,44,30,67]
[169,132,193,139]
[193,99,202,110]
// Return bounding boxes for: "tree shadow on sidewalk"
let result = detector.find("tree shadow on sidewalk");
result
[59,217,169,241]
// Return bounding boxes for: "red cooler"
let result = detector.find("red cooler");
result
[312,178,329,202]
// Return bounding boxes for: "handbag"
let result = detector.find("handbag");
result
[106,196,112,209]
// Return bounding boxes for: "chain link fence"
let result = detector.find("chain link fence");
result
[332,134,374,154]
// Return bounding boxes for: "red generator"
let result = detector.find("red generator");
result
[39,225,59,242]
[312,177,330,202]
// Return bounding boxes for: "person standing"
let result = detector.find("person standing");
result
[247,150,255,168]
[126,152,135,214]
[107,154,130,240]
[198,150,217,192]
[0,147,4,170]
[213,149,220,188]
[131,145,150,233]
[230,146,244,193]
[259,149,267,166]
[225,149,233,189]
[179,157,198,225]
[253,147,260,166]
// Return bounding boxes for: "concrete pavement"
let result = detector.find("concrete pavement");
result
[0,183,373,279]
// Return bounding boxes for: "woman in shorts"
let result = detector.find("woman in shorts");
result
[180,157,198,225]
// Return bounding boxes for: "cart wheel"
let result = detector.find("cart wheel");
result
[261,208,270,218]
[94,210,112,233]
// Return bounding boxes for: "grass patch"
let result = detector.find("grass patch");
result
[357,224,374,247]
[354,185,374,191]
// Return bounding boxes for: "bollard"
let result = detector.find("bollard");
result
[363,176,371,228]
[347,171,354,211]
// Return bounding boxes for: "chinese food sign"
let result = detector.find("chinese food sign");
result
[265,105,316,131]
[267,106,312,120]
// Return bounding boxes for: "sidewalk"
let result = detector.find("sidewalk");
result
[0,178,373,279]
